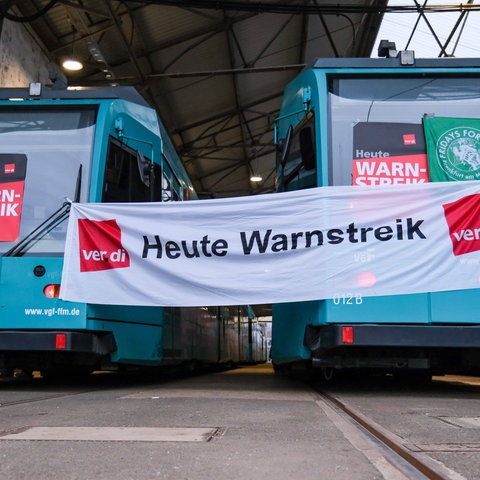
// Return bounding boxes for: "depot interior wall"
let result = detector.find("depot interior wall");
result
[0,18,57,87]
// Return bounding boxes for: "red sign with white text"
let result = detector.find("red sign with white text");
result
[0,154,27,242]
[78,218,130,272]
[353,123,429,186]
[443,194,480,256]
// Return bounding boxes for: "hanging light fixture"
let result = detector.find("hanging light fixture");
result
[62,28,83,71]
[62,58,83,71]
[249,149,263,182]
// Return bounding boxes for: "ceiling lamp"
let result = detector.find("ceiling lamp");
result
[62,27,83,71]
[62,58,83,71]
[249,150,262,182]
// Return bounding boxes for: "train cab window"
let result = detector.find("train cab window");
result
[103,138,160,202]
[0,106,96,255]
[276,113,316,192]
[328,75,480,186]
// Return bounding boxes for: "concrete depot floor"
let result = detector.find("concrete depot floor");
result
[0,364,391,480]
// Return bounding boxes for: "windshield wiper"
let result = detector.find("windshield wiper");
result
[3,201,71,257]
[74,164,82,203]
[3,164,82,257]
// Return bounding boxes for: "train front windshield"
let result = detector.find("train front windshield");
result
[328,75,480,186]
[0,107,96,255]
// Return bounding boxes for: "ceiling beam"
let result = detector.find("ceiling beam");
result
[131,1,480,14]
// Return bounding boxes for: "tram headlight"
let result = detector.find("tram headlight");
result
[43,284,61,298]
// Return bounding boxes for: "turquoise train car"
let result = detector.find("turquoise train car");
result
[272,46,480,378]
[0,79,265,377]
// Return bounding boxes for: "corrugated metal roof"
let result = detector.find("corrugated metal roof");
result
[8,0,388,200]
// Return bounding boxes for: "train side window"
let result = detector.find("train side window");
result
[149,162,162,201]
[277,114,317,191]
[103,138,151,202]
[162,170,173,202]
[162,162,182,202]
[299,126,316,171]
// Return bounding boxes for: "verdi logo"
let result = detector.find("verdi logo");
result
[435,127,480,181]
[443,194,480,256]
[78,218,130,272]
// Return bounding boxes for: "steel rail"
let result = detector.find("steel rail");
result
[312,385,454,480]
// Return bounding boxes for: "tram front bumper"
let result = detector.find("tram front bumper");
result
[0,330,116,355]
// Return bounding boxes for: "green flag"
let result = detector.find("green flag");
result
[423,116,480,182]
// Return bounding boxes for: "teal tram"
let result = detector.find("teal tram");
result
[272,44,480,378]
[0,78,266,377]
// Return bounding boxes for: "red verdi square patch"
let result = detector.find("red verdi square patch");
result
[78,218,130,272]
[403,133,416,145]
[443,194,480,256]
[4,163,15,174]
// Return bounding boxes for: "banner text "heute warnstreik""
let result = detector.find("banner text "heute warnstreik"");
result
[141,217,426,260]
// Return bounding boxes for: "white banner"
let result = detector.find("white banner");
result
[60,182,480,306]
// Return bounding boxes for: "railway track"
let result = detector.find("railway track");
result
[0,370,146,408]
[311,383,467,480]
[0,367,214,409]
[0,380,112,409]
